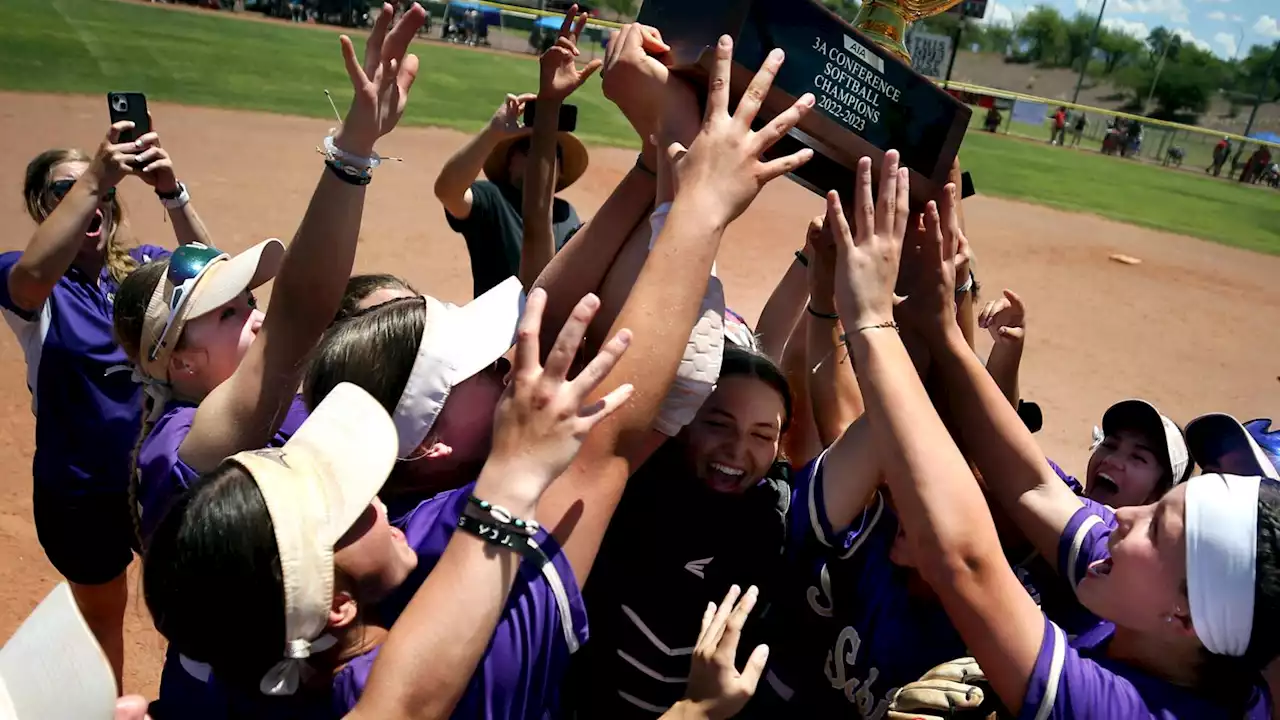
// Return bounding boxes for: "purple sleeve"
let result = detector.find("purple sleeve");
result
[1056,499,1117,592]
[0,251,36,321]
[788,449,887,562]
[1047,458,1083,495]
[1018,617,1151,720]
[137,405,203,541]
[131,245,171,265]
[353,487,588,717]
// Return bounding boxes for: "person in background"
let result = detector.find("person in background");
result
[3,120,209,690]
[1208,137,1231,177]
[433,91,588,297]
[1070,112,1086,147]
[1050,106,1067,146]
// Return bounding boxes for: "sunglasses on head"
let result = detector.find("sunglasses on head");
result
[48,179,115,203]
[146,243,228,363]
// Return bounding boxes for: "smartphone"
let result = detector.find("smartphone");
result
[524,100,579,133]
[961,170,976,199]
[107,92,151,144]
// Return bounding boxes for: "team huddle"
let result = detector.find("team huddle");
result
[7,4,1280,720]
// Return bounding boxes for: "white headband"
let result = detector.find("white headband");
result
[392,296,454,458]
[1185,473,1261,657]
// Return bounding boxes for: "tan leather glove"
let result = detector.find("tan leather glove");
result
[887,657,994,720]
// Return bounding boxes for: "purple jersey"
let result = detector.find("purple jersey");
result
[750,451,967,718]
[0,245,168,496]
[1017,502,1271,719]
[137,395,309,541]
[331,482,588,718]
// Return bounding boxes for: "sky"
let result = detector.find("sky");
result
[972,0,1279,60]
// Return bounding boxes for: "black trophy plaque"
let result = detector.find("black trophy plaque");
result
[637,0,971,203]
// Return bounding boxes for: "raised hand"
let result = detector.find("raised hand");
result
[539,5,603,102]
[829,151,909,331]
[125,117,179,193]
[893,181,963,345]
[669,36,815,229]
[978,289,1026,345]
[482,288,634,509]
[488,92,538,136]
[336,2,426,156]
[680,585,769,720]
[88,121,145,191]
[601,23,672,144]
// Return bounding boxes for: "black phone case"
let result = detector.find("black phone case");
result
[107,93,151,144]
[524,101,578,133]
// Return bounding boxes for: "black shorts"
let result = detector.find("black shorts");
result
[33,488,136,586]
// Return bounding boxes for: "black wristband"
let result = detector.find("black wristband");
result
[806,304,839,320]
[635,153,656,177]
[155,182,184,200]
[457,513,548,567]
[794,250,809,267]
[325,159,372,186]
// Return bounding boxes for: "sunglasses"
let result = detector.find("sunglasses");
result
[146,243,228,363]
[49,179,116,203]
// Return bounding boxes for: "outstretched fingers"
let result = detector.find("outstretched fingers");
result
[513,288,547,378]
[572,329,634,428]
[544,293,600,381]
[736,48,784,129]
[340,35,366,87]
[852,156,875,242]
[363,3,394,78]
[558,4,577,38]
[705,35,734,121]
[876,150,900,237]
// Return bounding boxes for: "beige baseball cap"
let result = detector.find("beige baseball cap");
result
[0,583,117,719]
[1102,399,1190,485]
[225,382,397,695]
[141,240,284,382]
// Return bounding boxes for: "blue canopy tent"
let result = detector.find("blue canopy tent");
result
[1248,131,1280,146]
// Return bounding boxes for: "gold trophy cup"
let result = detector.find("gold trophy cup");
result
[852,0,966,62]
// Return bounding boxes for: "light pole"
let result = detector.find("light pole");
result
[1071,0,1107,105]
[1143,34,1174,114]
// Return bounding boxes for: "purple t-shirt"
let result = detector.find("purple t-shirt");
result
[331,483,588,718]
[0,245,169,496]
[1018,502,1272,719]
[137,395,310,540]
[754,451,968,717]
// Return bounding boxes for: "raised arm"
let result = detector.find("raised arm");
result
[805,214,864,447]
[832,166,1045,711]
[127,123,213,247]
[530,22,673,357]
[350,289,633,720]
[978,289,1026,409]
[9,123,138,312]
[536,37,816,581]
[520,7,601,289]
[180,5,427,471]
[753,227,812,360]
[433,93,534,220]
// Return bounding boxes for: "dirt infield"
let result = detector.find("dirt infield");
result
[3,91,1280,696]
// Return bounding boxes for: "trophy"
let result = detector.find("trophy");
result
[636,0,971,203]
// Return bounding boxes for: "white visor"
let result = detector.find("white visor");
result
[392,277,526,457]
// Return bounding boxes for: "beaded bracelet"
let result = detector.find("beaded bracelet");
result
[321,135,382,171]
[325,158,372,186]
[466,495,541,536]
[456,513,548,567]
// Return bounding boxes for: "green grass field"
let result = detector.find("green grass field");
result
[3,0,1278,252]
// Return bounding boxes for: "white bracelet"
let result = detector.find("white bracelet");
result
[159,183,190,210]
[955,270,974,295]
[323,135,381,170]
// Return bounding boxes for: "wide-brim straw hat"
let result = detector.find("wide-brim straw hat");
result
[484,127,589,191]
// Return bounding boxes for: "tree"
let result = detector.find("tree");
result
[1015,5,1070,66]
[1096,28,1144,74]
[1064,12,1096,70]
[1238,41,1280,102]
[1146,27,1181,64]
